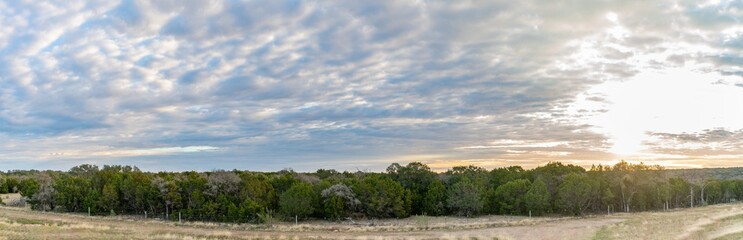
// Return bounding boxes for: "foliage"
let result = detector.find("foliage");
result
[423,179,447,216]
[446,178,484,217]
[279,182,317,219]
[7,161,743,222]
[321,183,359,220]
[531,162,585,198]
[524,178,550,216]
[488,179,531,215]
[489,166,526,188]
[352,175,411,218]
[557,173,599,215]
[387,162,436,215]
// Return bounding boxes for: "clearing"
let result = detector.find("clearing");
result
[0,198,741,239]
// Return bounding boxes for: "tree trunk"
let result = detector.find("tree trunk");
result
[701,185,705,206]
[690,186,694,208]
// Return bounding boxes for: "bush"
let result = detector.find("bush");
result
[279,182,317,220]
[447,178,484,217]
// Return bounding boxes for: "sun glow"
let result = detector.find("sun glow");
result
[572,68,743,157]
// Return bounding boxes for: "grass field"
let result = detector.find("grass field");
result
[0,194,741,239]
[593,203,743,240]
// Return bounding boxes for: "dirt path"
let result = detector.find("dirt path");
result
[593,203,743,240]
[456,218,624,240]
[676,205,743,240]
[247,217,621,240]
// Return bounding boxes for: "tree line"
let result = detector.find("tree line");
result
[0,161,741,223]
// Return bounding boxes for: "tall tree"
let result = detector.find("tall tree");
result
[353,175,411,218]
[151,176,181,219]
[279,182,317,219]
[447,178,484,217]
[423,179,447,216]
[557,173,598,215]
[54,175,90,212]
[101,182,119,214]
[386,162,436,215]
[321,183,360,220]
[524,178,550,216]
[488,179,531,215]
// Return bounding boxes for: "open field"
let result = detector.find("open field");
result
[0,200,741,239]
[594,203,743,240]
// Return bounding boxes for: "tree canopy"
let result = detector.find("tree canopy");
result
[0,160,739,223]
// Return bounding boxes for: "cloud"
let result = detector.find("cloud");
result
[647,129,743,155]
[0,0,741,171]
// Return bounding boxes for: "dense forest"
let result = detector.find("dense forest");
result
[1,161,742,223]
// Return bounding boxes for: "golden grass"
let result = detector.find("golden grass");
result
[592,203,743,240]
[3,192,742,240]
[0,204,619,240]
[0,205,594,240]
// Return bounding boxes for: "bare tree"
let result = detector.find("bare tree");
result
[151,176,181,219]
[33,173,56,211]
[205,170,241,197]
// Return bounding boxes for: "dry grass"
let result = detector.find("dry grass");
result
[592,203,743,240]
[3,192,742,239]
[0,205,613,240]
[1,193,23,207]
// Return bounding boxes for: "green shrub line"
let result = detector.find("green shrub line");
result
[0,161,739,223]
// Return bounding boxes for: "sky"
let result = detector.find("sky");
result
[0,0,741,172]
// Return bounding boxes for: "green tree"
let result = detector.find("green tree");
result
[119,170,154,214]
[321,183,360,220]
[324,195,345,220]
[353,175,411,218]
[19,178,40,200]
[531,162,586,197]
[178,171,207,220]
[151,176,181,220]
[703,180,722,205]
[271,170,300,195]
[601,187,615,211]
[668,177,690,208]
[423,179,447,216]
[489,179,531,215]
[447,178,484,217]
[489,166,526,188]
[239,173,276,210]
[0,176,8,194]
[386,162,436,215]
[54,176,91,212]
[279,182,317,219]
[446,166,488,187]
[5,178,19,193]
[101,183,119,214]
[524,178,550,216]
[557,173,598,215]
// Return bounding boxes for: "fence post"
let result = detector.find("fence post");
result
[295,215,298,225]
[145,211,147,219]
[179,212,182,223]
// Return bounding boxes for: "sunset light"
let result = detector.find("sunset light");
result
[0,0,740,172]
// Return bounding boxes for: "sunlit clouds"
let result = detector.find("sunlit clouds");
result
[0,0,741,171]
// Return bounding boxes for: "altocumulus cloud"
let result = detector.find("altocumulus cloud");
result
[0,0,741,171]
